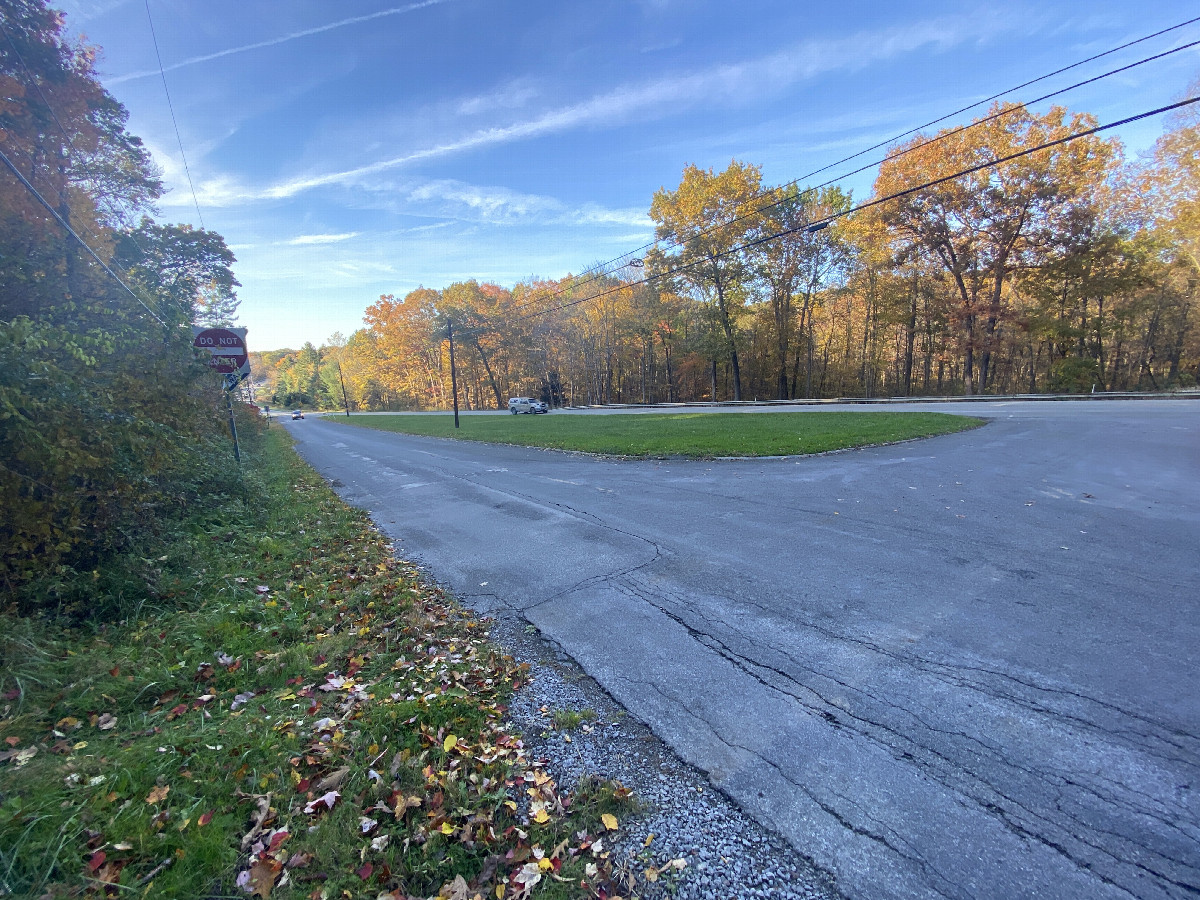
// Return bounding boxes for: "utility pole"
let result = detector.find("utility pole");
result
[447,319,460,428]
[336,360,350,417]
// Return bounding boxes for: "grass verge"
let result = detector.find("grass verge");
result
[338,411,983,457]
[0,429,642,899]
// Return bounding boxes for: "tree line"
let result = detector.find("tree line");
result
[1,0,245,604]
[258,97,1198,412]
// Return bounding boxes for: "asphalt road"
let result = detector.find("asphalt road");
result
[284,400,1200,899]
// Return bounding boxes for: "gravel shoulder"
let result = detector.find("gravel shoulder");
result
[466,597,843,900]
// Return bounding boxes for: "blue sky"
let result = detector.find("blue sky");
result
[59,0,1200,351]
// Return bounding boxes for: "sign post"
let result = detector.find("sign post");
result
[193,327,252,462]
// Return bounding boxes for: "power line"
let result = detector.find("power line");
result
[0,146,169,328]
[510,14,1200,316]
[521,96,1200,322]
[144,0,206,230]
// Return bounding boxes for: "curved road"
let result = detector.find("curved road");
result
[285,400,1200,899]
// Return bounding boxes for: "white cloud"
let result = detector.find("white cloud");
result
[385,179,650,228]
[456,80,540,117]
[107,0,456,84]
[210,12,1015,203]
[283,233,360,245]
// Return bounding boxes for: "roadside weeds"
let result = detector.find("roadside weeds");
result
[0,431,654,899]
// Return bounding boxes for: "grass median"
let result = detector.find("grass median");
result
[340,410,984,457]
[0,429,640,899]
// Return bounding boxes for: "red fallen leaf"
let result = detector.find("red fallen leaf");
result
[267,830,290,853]
[109,666,120,677]
[356,863,373,880]
[315,654,327,664]
[3,737,18,747]
[296,778,311,792]
[166,704,188,721]
[87,850,106,873]
[198,811,213,827]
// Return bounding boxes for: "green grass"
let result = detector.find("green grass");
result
[0,429,648,899]
[341,410,984,457]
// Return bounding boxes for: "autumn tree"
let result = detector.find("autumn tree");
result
[875,103,1122,393]
[1,0,245,597]
[650,161,764,400]
[112,220,240,326]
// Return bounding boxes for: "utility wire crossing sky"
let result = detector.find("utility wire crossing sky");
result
[55,0,1200,351]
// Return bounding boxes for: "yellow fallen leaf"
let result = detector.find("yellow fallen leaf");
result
[532,808,550,824]
[601,813,618,831]
[443,734,457,753]
[644,833,655,847]
[145,784,169,805]
[538,857,552,871]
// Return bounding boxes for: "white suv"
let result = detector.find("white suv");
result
[508,397,548,414]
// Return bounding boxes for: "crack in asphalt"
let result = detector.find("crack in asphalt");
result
[597,576,1199,897]
[621,674,970,900]
[706,579,1198,766]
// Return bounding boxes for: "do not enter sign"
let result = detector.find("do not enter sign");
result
[193,327,249,376]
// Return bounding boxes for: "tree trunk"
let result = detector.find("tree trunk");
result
[471,337,504,409]
[711,261,743,400]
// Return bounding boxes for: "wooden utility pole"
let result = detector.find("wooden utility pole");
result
[336,360,350,417]
[447,319,460,428]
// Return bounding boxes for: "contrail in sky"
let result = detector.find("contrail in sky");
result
[107,0,453,84]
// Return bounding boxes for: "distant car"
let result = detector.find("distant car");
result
[291,409,304,420]
[508,397,548,415]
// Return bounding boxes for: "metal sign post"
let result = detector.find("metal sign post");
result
[193,327,252,461]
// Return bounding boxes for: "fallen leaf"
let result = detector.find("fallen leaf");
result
[248,857,281,898]
[86,850,106,873]
[145,784,170,805]
[313,766,349,793]
[356,862,373,880]
[302,790,339,815]
[443,734,458,753]
[198,810,213,827]
[97,713,116,730]
[3,736,18,747]
[601,813,618,831]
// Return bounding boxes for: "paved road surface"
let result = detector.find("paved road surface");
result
[285,401,1200,899]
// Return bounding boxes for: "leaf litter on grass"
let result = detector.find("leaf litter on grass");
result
[0,433,650,900]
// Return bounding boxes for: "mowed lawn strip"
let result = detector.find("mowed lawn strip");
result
[340,411,984,457]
